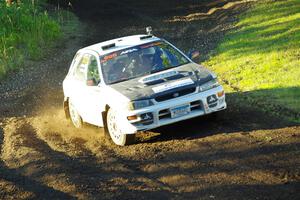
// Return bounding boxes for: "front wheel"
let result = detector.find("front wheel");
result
[107,108,135,146]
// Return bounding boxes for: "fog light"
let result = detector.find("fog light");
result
[217,90,224,97]
[140,113,153,121]
[127,115,138,121]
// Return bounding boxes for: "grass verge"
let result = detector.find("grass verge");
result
[205,0,300,122]
[0,0,78,79]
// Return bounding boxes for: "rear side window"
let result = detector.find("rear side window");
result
[68,53,81,75]
[74,54,90,81]
[87,55,101,85]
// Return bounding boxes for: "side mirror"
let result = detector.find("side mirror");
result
[188,50,200,63]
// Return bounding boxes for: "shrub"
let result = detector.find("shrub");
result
[0,0,61,78]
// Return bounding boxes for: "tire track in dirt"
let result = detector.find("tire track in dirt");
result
[1,113,175,198]
[166,0,258,22]
[1,108,300,199]
[0,118,75,199]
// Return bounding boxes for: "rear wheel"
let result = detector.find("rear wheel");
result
[107,108,135,146]
[69,99,83,128]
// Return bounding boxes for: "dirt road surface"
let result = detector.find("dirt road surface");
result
[0,0,299,199]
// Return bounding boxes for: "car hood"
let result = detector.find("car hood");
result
[109,63,214,101]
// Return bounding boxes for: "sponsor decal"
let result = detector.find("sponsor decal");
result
[120,48,138,55]
[81,55,90,65]
[101,53,117,63]
[100,41,162,64]
[152,78,194,93]
[79,64,86,72]
[141,42,162,49]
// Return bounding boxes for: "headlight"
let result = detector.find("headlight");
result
[199,79,219,92]
[128,99,153,110]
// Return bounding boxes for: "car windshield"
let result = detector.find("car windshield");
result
[100,40,190,84]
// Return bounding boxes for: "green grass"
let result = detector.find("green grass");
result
[205,0,300,122]
[0,0,71,78]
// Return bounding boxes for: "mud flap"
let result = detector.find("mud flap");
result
[63,98,70,119]
[102,111,110,139]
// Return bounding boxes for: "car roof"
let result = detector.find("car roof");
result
[81,35,161,56]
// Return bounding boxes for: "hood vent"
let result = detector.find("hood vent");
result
[144,73,185,86]
[139,70,178,84]
[126,85,144,91]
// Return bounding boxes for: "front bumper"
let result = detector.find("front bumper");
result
[118,85,226,134]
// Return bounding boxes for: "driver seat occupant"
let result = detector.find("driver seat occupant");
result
[128,51,152,76]
[109,59,126,82]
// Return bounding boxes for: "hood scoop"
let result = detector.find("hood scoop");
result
[145,79,165,85]
[165,73,185,81]
[139,70,178,85]
[140,70,187,86]
[126,85,144,91]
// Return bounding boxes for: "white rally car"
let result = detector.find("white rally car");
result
[63,28,226,146]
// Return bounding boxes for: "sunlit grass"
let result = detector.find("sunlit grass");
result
[205,0,300,122]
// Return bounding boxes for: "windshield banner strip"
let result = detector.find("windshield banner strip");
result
[100,41,162,64]
[140,42,162,49]
[101,53,117,63]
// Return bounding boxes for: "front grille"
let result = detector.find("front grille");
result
[190,100,202,111]
[158,109,171,120]
[158,100,202,120]
[155,87,196,102]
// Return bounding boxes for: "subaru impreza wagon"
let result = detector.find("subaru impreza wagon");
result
[63,28,226,146]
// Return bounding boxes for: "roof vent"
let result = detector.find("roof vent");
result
[102,43,116,50]
[140,35,153,40]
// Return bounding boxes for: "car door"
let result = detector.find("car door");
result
[80,54,105,126]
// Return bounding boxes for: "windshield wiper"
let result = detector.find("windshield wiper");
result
[109,77,132,84]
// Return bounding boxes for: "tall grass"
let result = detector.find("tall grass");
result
[0,0,61,78]
[205,0,300,122]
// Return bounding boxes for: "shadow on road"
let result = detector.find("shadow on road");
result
[1,121,299,199]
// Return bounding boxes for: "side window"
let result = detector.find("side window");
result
[74,54,90,81]
[86,55,101,86]
[68,53,81,76]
